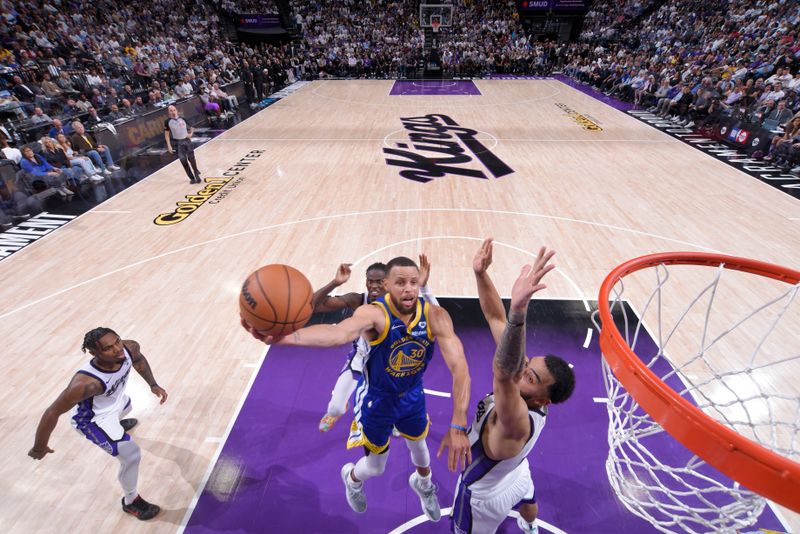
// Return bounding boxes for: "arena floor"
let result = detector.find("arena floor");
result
[1,79,797,533]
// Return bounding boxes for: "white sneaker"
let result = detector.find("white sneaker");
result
[409,472,441,522]
[109,165,121,171]
[340,463,366,513]
[90,174,105,184]
[517,516,539,534]
[102,169,112,176]
[59,187,74,198]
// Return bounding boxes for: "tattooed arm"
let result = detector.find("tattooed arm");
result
[126,340,168,404]
[491,248,556,444]
[29,373,105,459]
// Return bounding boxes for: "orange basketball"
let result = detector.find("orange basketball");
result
[240,264,314,337]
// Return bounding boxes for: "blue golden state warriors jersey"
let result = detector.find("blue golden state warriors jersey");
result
[364,293,436,395]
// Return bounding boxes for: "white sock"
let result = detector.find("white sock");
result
[348,469,363,489]
[416,471,432,490]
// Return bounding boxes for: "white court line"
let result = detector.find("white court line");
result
[310,79,563,109]
[382,129,499,150]
[348,236,592,313]
[388,507,568,534]
[423,388,452,398]
[0,207,722,320]
[214,138,673,143]
[177,345,271,533]
[583,328,593,348]
[88,210,132,214]
[0,81,295,269]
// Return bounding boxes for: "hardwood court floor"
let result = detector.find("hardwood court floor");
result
[0,80,798,533]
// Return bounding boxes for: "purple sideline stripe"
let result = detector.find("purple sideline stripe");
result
[184,300,786,533]
[390,80,482,96]
[552,73,636,112]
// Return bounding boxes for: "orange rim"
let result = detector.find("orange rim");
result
[598,251,800,512]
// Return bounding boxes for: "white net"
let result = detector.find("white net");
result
[595,258,800,533]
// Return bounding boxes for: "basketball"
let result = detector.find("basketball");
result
[239,264,314,337]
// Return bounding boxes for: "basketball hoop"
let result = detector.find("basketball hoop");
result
[431,15,441,33]
[595,252,800,532]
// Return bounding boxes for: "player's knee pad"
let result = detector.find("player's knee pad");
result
[354,450,389,480]
[404,437,430,468]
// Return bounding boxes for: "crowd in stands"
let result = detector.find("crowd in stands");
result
[219,0,278,14]
[562,0,800,173]
[438,0,532,77]
[2,0,800,188]
[288,0,424,78]
[579,0,653,41]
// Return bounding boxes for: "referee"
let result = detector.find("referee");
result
[164,105,201,184]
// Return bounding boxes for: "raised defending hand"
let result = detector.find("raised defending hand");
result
[472,238,494,275]
[151,385,169,404]
[240,315,284,345]
[437,427,472,472]
[509,247,556,312]
[28,445,54,460]
[419,253,431,287]
[334,263,352,285]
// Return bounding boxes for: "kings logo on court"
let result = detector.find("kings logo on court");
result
[383,114,514,183]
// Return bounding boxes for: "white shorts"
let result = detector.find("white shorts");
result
[451,468,535,534]
[70,396,132,456]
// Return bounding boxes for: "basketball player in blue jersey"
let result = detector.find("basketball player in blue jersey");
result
[28,328,168,521]
[242,256,471,521]
[451,239,575,534]
[312,256,439,432]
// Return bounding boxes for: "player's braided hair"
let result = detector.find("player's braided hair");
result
[81,327,118,353]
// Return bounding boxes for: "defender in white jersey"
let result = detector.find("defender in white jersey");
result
[311,256,439,432]
[451,240,575,534]
[29,328,169,521]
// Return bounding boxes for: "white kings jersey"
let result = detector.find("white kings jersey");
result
[460,393,547,496]
[71,347,133,425]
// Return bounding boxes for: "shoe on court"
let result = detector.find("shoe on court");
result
[120,418,138,432]
[341,462,367,513]
[517,516,539,534]
[409,472,441,522]
[121,495,161,520]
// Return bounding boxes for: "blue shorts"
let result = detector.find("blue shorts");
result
[348,385,429,453]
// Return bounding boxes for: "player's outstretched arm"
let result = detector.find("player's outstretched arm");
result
[125,340,168,404]
[473,238,505,346]
[243,303,383,346]
[431,305,472,472]
[28,374,104,460]
[311,263,362,312]
[492,248,556,442]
